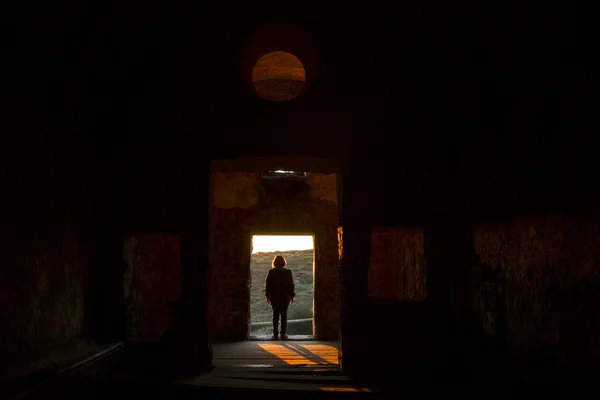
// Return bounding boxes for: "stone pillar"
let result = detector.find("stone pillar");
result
[423,151,475,363]
[159,160,212,373]
[87,180,126,344]
[338,161,371,377]
[173,231,212,371]
[424,208,476,374]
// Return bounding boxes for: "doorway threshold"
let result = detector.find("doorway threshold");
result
[248,335,315,341]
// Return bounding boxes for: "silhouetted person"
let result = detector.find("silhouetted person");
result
[264,255,295,340]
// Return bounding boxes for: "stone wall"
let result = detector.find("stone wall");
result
[472,212,600,367]
[124,234,181,340]
[0,232,87,371]
[210,172,340,341]
[369,227,427,301]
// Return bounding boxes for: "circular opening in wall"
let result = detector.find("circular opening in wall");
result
[252,51,306,101]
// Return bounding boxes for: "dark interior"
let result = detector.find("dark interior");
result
[3,1,599,397]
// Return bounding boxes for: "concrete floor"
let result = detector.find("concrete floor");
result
[177,340,375,392]
[212,340,339,367]
[84,340,378,397]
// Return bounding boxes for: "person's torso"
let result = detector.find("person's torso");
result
[269,268,293,297]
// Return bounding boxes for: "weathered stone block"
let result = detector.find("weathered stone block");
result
[473,212,600,366]
[0,232,86,358]
[369,227,427,301]
[125,234,181,340]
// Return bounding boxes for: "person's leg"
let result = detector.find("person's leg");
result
[280,301,290,338]
[271,304,280,339]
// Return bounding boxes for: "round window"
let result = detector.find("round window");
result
[252,51,306,101]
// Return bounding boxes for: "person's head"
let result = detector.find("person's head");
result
[272,254,287,269]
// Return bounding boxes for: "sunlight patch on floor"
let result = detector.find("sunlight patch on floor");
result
[320,387,359,392]
[258,343,317,365]
[299,344,339,364]
[256,342,339,366]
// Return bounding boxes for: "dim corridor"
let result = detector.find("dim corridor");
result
[78,341,379,398]
[5,0,600,398]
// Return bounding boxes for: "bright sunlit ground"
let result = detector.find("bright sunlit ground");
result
[252,235,314,254]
